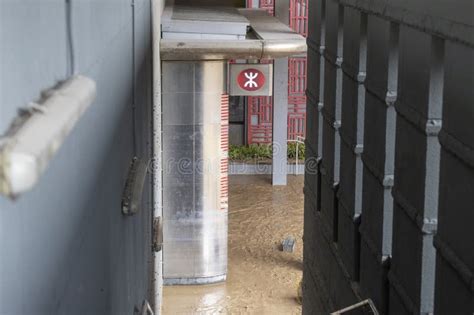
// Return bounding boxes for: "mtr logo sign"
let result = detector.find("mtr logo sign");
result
[230,64,273,96]
[237,68,266,91]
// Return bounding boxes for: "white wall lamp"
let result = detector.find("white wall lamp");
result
[0,75,96,199]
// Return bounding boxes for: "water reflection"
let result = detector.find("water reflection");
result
[163,175,304,315]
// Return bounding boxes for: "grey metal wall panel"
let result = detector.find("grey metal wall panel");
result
[0,0,67,132]
[0,0,154,314]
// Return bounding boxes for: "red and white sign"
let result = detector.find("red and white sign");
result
[237,68,266,92]
[229,64,273,96]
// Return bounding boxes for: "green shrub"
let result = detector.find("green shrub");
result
[229,143,305,160]
[229,144,272,160]
[287,142,305,159]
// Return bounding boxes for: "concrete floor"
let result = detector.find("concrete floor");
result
[163,175,305,314]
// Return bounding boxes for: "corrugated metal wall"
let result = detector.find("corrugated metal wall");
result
[304,0,474,314]
[0,1,154,314]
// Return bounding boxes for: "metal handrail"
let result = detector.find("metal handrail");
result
[288,136,305,171]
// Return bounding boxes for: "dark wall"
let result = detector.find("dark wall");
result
[303,0,474,314]
[0,1,153,314]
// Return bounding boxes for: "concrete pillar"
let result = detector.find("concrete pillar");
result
[271,0,291,186]
[272,57,289,185]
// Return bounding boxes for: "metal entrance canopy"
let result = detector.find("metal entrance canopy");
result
[162,5,249,39]
[160,6,307,60]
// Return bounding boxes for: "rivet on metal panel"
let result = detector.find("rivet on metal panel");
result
[421,218,438,234]
[382,175,394,187]
[122,157,149,216]
[353,144,364,155]
[385,91,397,106]
[425,119,442,136]
[357,71,366,83]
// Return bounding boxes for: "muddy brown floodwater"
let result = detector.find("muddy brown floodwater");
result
[163,175,305,314]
